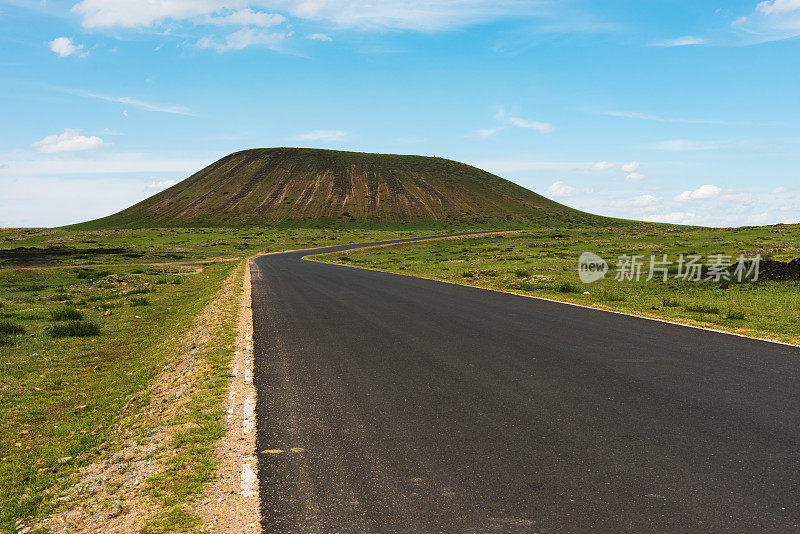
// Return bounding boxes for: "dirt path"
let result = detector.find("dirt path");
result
[197,258,260,532]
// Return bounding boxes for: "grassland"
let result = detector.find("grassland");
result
[0,226,433,533]
[314,224,800,346]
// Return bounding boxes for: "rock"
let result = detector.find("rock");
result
[74,405,89,413]
[103,309,113,316]
[57,456,73,464]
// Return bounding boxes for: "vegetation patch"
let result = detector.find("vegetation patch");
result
[49,306,83,321]
[49,319,101,338]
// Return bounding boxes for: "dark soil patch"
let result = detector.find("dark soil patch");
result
[758,258,800,281]
[0,246,138,266]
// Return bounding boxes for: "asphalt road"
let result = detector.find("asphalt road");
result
[251,236,800,533]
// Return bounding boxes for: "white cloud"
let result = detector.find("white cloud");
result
[197,27,291,52]
[620,161,639,172]
[307,33,332,41]
[297,130,347,141]
[625,172,645,182]
[733,0,800,43]
[147,179,177,190]
[675,184,722,201]
[546,181,578,197]
[645,139,726,151]
[209,8,285,27]
[772,186,787,193]
[757,0,800,14]
[649,36,707,47]
[48,37,88,58]
[32,129,105,154]
[72,0,541,31]
[591,161,615,171]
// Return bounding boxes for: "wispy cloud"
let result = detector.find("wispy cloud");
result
[477,108,553,138]
[591,161,615,171]
[54,87,194,115]
[307,33,332,42]
[731,0,800,43]
[644,139,729,151]
[649,35,706,47]
[508,116,553,134]
[71,0,546,31]
[197,28,292,53]
[601,110,726,125]
[624,172,645,182]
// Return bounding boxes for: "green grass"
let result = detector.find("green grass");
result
[683,303,721,314]
[313,225,800,345]
[0,319,25,335]
[49,306,83,321]
[49,319,101,338]
[129,296,150,306]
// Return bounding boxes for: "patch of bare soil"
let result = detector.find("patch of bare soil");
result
[196,259,260,533]
[759,258,800,280]
[35,261,253,533]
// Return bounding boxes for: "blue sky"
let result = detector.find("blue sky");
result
[1,0,799,227]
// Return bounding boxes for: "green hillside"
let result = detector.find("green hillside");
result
[75,147,618,229]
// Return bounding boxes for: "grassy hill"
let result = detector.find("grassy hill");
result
[74,148,618,229]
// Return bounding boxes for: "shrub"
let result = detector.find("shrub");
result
[684,303,720,314]
[511,281,535,291]
[50,306,84,321]
[558,282,580,293]
[171,277,183,285]
[0,334,12,346]
[598,290,626,302]
[125,287,151,295]
[75,269,110,281]
[461,271,475,278]
[0,319,25,335]
[50,319,101,338]
[129,297,150,306]
[514,269,531,278]
[662,297,681,307]
[726,310,746,320]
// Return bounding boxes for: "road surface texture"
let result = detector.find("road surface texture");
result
[251,236,800,533]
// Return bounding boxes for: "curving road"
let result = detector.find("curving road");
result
[251,236,800,533]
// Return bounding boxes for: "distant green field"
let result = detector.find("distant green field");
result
[0,226,433,533]
[314,225,800,346]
